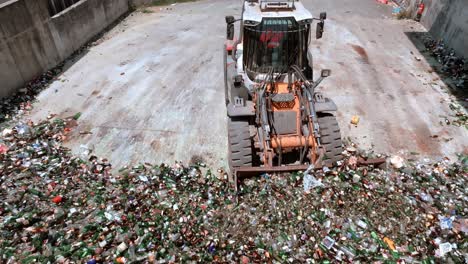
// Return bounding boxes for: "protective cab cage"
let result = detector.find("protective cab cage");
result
[243,17,311,79]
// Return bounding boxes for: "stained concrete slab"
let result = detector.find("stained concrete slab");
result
[26,0,467,169]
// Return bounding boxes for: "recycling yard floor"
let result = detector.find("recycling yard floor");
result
[26,0,467,169]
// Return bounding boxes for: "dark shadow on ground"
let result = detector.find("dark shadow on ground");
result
[405,31,468,113]
[404,1,467,115]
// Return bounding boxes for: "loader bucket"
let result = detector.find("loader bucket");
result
[230,164,313,191]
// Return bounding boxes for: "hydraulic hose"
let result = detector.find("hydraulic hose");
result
[291,65,321,146]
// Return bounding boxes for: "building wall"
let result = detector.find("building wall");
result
[0,0,129,98]
[420,0,468,58]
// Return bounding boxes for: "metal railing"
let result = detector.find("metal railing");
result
[243,17,309,75]
[48,0,82,16]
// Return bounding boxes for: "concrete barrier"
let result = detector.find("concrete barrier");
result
[0,0,129,98]
[395,0,468,59]
[420,0,468,59]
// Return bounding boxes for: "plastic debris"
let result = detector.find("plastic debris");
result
[303,165,324,192]
[321,236,336,250]
[79,144,93,157]
[2,128,13,137]
[0,144,8,154]
[346,146,357,153]
[419,192,434,203]
[51,195,63,204]
[356,219,368,229]
[439,215,455,230]
[438,242,455,256]
[350,115,360,125]
[116,256,126,263]
[390,155,404,169]
[352,174,361,183]
[383,237,396,251]
[392,6,402,15]
[15,123,32,138]
[0,118,466,263]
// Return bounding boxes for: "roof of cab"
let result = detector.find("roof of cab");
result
[242,0,313,23]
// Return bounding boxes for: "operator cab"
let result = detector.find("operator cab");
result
[226,0,326,82]
[243,17,310,79]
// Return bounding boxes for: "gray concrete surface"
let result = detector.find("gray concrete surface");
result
[307,0,467,159]
[25,0,467,169]
[420,0,468,58]
[0,0,128,98]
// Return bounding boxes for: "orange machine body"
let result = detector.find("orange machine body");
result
[257,82,318,166]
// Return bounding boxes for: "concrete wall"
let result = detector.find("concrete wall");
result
[130,0,155,7]
[420,0,468,58]
[0,0,129,98]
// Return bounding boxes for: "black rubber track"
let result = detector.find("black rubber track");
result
[228,118,252,167]
[318,114,343,166]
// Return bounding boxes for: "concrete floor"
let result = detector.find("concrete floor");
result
[27,0,467,169]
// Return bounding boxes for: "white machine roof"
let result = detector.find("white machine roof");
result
[242,0,313,23]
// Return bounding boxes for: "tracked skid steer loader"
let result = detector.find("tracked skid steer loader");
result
[224,0,343,189]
